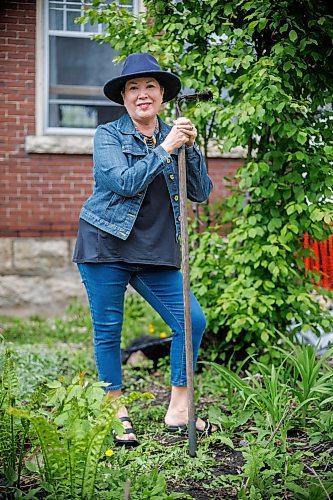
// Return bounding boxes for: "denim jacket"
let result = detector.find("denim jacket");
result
[80,112,213,241]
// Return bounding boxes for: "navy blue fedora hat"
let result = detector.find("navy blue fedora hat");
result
[103,53,181,105]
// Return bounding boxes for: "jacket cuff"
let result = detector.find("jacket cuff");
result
[186,143,201,157]
[155,144,172,163]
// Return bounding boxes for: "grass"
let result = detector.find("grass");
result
[0,295,170,348]
[1,300,333,499]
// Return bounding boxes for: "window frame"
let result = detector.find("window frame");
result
[42,0,140,136]
[29,0,244,157]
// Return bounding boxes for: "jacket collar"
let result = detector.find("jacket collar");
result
[116,112,171,141]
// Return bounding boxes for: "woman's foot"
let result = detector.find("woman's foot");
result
[106,390,138,447]
[165,386,218,434]
[165,408,218,434]
[114,406,138,446]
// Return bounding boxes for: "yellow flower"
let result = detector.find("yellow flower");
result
[105,449,114,457]
[159,332,168,338]
[148,323,155,333]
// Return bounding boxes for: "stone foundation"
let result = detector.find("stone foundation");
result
[0,238,87,317]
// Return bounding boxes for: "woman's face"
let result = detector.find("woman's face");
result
[122,77,164,123]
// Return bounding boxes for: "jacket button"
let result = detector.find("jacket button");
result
[166,158,171,164]
[178,216,181,221]
[169,174,175,180]
[174,195,179,201]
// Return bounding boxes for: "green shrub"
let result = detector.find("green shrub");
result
[80,0,333,351]
[189,215,333,350]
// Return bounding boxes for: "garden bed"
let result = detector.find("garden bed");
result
[1,304,333,499]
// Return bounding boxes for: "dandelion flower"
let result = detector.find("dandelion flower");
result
[148,323,155,333]
[159,332,168,338]
[105,449,114,457]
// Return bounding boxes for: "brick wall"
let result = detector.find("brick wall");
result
[1,0,241,239]
[2,154,94,237]
[1,0,93,237]
[208,158,242,203]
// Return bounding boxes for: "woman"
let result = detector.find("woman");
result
[73,53,215,446]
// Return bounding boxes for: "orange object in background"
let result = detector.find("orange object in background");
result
[304,233,333,290]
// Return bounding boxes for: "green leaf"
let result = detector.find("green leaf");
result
[289,30,297,42]
[249,20,259,29]
[4,466,17,483]
[324,213,332,224]
[288,223,299,234]
[23,488,43,500]
[46,381,62,389]
[296,131,307,145]
[261,331,269,343]
[295,151,305,160]
[224,3,233,16]
[286,204,295,215]
[25,460,40,473]
[268,218,282,232]
[276,102,285,113]
[218,435,235,449]
[310,209,324,222]
[234,409,253,427]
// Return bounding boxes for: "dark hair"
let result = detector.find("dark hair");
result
[121,78,164,94]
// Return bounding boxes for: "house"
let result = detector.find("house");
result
[1,0,244,316]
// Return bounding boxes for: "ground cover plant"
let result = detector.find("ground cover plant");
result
[0,302,333,499]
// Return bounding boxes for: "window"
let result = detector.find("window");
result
[45,0,139,133]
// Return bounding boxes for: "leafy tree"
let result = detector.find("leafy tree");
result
[80,1,333,348]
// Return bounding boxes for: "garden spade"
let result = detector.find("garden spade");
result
[175,90,213,457]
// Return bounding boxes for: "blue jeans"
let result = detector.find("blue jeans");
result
[78,262,206,391]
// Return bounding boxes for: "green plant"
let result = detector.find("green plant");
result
[238,446,306,499]
[10,375,153,499]
[0,300,92,346]
[209,361,287,422]
[94,467,187,499]
[308,411,333,444]
[0,344,96,397]
[207,342,329,449]
[208,405,252,435]
[0,349,31,491]
[3,302,333,499]
[189,225,228,336]
[275,338,333,424]
[287,474,333,500]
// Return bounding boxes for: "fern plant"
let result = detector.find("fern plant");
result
[0,349,30,489]
[9,375,153,499]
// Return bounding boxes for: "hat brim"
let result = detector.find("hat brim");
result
[103,71,181,105]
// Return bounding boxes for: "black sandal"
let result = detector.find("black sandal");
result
[114,416,139,448]
[166,417,215,436]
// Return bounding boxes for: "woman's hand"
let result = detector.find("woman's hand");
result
[160,117,197,154]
